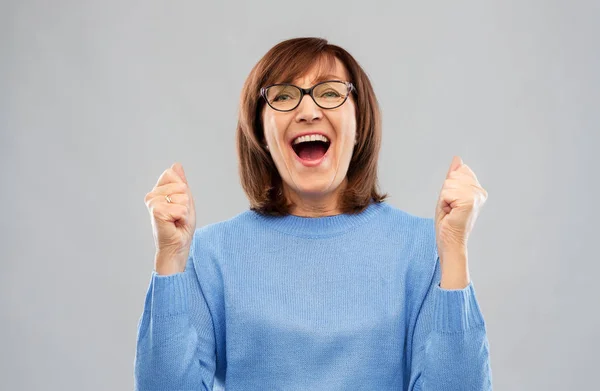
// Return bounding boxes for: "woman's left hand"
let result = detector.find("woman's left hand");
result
[435,156,488,258]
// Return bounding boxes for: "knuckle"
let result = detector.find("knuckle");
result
[167,182,186,194]
[179,203,188,214]
[144,192,154,202]
[146,196,156,209]
[176,182,188,193]
[150,201,160,215]
[167,168,182,182]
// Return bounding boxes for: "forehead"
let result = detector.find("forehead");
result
[288,57,350,87]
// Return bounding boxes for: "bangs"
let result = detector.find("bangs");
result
[262,51,340,87]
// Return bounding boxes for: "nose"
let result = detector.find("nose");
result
[294,94,323,123]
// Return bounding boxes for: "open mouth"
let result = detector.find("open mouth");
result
[291,140,331,161]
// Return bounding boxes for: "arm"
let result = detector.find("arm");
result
[134,250,217,390]
[408,256,493,391]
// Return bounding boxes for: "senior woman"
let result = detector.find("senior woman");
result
[135,37,492,390]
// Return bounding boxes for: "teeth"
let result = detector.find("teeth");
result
[292,134,330,145]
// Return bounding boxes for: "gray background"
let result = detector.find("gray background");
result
[1,0,598,390]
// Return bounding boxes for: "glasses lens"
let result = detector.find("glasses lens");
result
[265,85,301,111]
[313,81,348,108]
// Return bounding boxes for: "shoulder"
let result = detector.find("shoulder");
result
[377,202,439,284]
[187,210,255,283]
[191,208,257,253]
[377,201,432,227]
[377,202,436,254]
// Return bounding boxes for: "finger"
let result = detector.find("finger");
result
[158,192,190,208]
[439,187,459,203]
[438,187,465,209]
[436,189,457,217]
[189,186,196,211]
[445,156,464,179]
[440,177,465,190]
[154,182,189,197]
[171,162,188,185]
[460,164,481,184]
[447,169,476,183]
[146,193,190,213]
[441,188,480,212]
[156,167,185,187]
[145,183,188,203]
[149,199,189,223]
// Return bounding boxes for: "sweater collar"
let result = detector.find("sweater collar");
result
[250,200,386,238]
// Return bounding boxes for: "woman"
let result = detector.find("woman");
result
[135,37,491,390]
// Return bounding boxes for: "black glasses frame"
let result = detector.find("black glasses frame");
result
[260,80,356,112]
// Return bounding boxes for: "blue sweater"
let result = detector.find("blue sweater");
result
[134,200,492,390]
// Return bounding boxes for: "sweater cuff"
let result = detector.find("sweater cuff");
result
[150,270,192,317]
[433,281,486,333]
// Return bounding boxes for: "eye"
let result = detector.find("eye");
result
[273,94,292,102]
[319,90,342,98]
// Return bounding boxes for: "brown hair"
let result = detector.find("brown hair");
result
[236,37,388,216]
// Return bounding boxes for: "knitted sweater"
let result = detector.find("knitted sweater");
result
[134,200,492,390]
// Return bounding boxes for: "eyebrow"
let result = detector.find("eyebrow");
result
[281,74,344,85]
[313,74,344,83]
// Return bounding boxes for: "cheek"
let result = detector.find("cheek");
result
[262,116,279,147]
[262,112,272,135]
[263,113,288,143]
[335,109,357,145]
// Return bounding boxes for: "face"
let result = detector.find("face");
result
[261,58,357,215]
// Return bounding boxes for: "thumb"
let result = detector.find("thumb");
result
[171,162,188,184]
[445,155,463,179]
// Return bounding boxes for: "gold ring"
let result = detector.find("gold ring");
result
[165,194,172,203]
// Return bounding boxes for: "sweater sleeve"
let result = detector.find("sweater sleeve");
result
[133,249,217,390]
[408,256,493,391]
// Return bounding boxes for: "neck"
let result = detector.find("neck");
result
[290,202,340,217]
[284,180,348,217]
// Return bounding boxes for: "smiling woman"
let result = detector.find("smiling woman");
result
[135,37,493,391]
[236,38,387,216]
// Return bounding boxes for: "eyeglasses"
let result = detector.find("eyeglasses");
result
[260,80,355,112]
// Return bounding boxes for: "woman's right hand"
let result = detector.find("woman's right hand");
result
[144,162,196,275]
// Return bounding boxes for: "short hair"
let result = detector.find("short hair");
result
[236,37,388,216]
